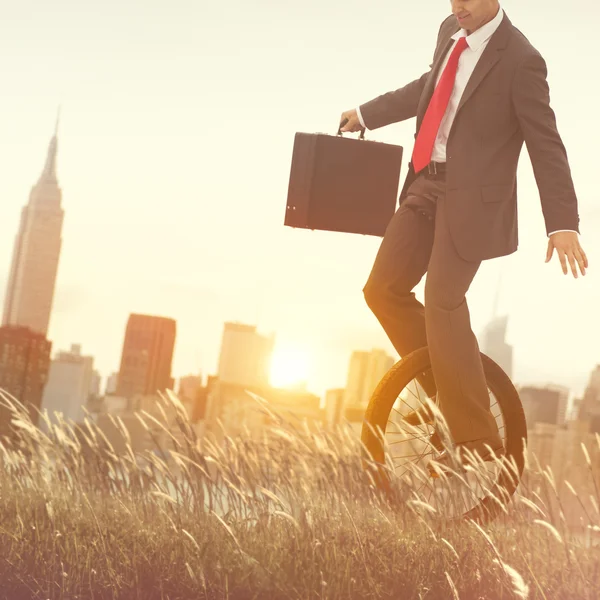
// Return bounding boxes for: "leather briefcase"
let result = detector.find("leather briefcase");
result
[284,124,403,237]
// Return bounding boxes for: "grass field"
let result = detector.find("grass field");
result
[0,391,599,599]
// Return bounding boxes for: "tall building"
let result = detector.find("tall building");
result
[40,344,96,426]
[105,371,119,395]
[480,314,513,380]
[344,349,395,408]
[116,314,176,401]
[0,325,52,429]
[195,374,218,423]
[89,370,102,400]
[549,384,570,426]
[578,365,600,433]
[217,322,274,388]
[2,119,64,336]
[178,374,203,419]
[519,384,570,428]
[324,388,345,427]
[478,273,513,380]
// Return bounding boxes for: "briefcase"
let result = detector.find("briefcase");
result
[284,126,403,237]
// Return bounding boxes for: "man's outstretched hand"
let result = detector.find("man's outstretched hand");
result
[546,231,588,278]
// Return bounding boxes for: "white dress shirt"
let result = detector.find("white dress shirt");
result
[356,6,576,236]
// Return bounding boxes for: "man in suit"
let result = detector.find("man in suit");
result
[340,0,588,470]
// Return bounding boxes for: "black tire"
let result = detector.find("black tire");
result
[361,346,527,524]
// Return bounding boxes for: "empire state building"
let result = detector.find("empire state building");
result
[2,121,64,336]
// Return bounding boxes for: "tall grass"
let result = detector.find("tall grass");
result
[0,389,599,599]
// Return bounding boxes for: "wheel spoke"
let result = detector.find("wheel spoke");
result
[389,438,430,448]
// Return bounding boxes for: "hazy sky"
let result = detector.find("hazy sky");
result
[0,0,598,400]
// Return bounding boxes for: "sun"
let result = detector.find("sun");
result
[269,345,311,389]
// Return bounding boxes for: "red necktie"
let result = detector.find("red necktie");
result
[412,36,469,174]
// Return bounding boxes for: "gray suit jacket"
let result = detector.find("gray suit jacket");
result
[359,12,580,262]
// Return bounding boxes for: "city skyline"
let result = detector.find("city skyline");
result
[0,0,598,400]
[0,119,594,400]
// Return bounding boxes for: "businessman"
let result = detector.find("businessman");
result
[340,0,588,471]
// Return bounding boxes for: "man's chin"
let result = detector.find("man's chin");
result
[455,16,471,29]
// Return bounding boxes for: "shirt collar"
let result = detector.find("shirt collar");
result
[451,6,505,51]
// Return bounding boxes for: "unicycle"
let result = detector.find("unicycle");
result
[361,346,527,524]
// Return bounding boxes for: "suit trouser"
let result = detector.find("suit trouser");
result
[363,173,501,445]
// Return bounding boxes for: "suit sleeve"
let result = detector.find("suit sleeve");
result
[357,19,450,130]
[358,74,430,130]
[512,52,580,235]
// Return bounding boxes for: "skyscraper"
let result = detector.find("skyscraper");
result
[324,388,345,427]
[480,314,513,380]
[519,384,569,428]
[479,270,513,380]
[2,119,64,336]
[577,365,600,432]
[217,322,274,388]
[116,314,176,400]
[40,344,96,427]
[344,349,395,408]
[105,371,119,395]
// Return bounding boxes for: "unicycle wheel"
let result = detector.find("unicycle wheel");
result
[361,346,527,524]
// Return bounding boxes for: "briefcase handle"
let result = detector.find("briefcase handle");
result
[338,118,365,140]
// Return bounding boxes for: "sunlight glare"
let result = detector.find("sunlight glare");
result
[269,345,312,389]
